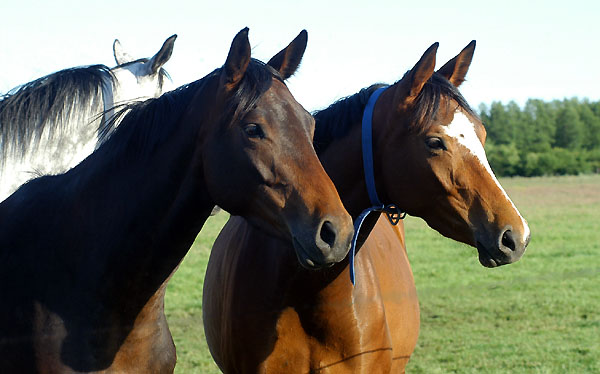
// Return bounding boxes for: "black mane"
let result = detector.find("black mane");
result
[313,72,478,153]
[313,84,385,154]
[0,65,113,161]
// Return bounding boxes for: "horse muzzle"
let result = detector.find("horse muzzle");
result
[476,226,530,267]
[291,216,353,270]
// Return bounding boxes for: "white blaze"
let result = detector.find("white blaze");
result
[443,111,530,242]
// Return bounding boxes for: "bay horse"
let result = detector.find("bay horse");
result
[0,29,353,373]
[0,35,177,201]
[203,41,531,373]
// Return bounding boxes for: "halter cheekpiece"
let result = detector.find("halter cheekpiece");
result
[349,86,406,285]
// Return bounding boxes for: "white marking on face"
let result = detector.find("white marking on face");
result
[443,110,530,242]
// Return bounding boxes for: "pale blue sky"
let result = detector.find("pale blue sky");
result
[1,0,599,111]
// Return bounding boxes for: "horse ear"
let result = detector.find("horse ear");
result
[267,30,308,80]
[221,28,251,90]
[149,34,177,74]
[437,40,475,87]
[395,42,438,104]
[113,39,134,65]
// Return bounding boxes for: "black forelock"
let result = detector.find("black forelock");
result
[408,72,479,134]
[222,58,283,127]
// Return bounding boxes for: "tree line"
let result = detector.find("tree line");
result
[479,98,600,177]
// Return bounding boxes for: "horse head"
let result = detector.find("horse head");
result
[110,34,177,102]
[200,29,354,269]
[374,41,530,267]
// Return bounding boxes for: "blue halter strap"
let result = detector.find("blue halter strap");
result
[349,86,406,285]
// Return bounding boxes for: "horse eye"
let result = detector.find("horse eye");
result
[243,123,265,139]
[426,137,445,150]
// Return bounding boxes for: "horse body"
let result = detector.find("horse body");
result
[0,109,216,371]
[0,35,176,201]
[204,41,530,373]
[204,215,417,374]
[0,29,353,373]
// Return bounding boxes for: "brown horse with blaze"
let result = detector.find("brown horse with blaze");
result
[203,41,530,373]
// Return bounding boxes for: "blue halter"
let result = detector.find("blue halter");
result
[349,86,405,285]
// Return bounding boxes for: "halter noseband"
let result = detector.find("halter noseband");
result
[349,86,406,285]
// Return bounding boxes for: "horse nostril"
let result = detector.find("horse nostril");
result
[319,220,337,249]
[501,230,517,252]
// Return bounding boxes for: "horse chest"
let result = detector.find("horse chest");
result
[205,218,417,374]
[261,220,419,374]
[259,275,394,373]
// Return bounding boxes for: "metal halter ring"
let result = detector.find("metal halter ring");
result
[381,204,406,226]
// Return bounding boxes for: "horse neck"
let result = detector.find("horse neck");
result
[314,85,396,219]
[67,86,215,300]
[323,139,366,215]
[314,94,387,252]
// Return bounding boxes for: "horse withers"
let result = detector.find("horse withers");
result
[203,41,530,373]
[0,29,353,373]
[0,35,176,201]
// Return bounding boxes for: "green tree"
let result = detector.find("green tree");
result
[479,97,599,177]
[555,102,584,150]
[523,99,555,152]
[485,142,521,176]
[522,152,544,176]
[486,102,514,145]
[578,102,600,149]
[479,103,490,124]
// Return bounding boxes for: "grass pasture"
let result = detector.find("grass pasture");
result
[165,175,600,373]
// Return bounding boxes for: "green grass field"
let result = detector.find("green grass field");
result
[165,175,600,373]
